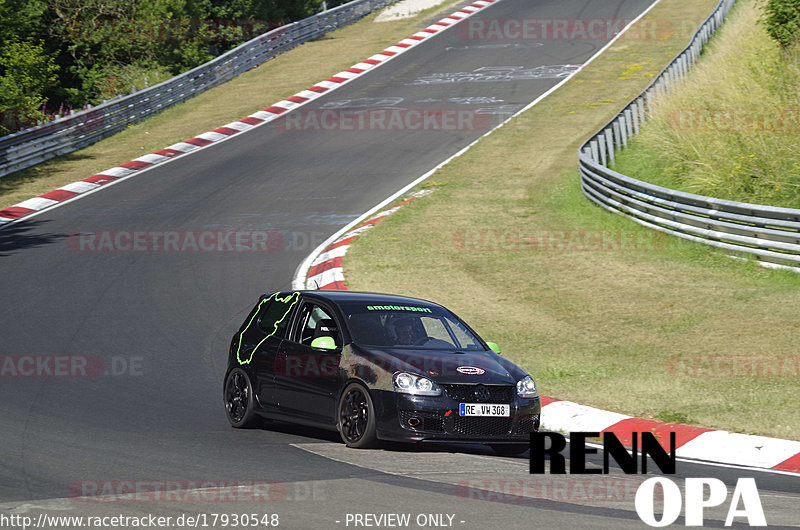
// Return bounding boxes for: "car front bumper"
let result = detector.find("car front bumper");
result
[371,388,541,443]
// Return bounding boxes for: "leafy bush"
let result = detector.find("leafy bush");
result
[0,39,58,134]
[763,0,800,48]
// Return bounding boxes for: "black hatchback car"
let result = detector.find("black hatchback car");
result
[223,291,540,453]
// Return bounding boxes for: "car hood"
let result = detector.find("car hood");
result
[352,345,522,384]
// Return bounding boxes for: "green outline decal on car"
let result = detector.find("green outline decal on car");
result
[236,292,299,365]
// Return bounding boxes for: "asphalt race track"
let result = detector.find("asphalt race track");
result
[1,0,798,527]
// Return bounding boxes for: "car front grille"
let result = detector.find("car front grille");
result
[440,384,515,404]
[452,416,513,436]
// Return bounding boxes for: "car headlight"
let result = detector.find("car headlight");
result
[393,372,441,396]
[516,375,538,398]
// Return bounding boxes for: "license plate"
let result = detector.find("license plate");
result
[459,403,510,417]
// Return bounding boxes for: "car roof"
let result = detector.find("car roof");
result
[273,290,445,310]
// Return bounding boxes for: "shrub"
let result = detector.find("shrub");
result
[763,0,800,48]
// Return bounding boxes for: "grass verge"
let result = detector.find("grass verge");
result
[0,0,469,210]
[344,0,800,440]
[612,0,800,208]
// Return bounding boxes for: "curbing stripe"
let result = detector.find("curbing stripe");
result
[0,207,35,220]
[39,189,79,202]
[775,453,800,473]
[184,137,213,147]
[603,417,712,449]
[59,181,100,193]
[221,121,253,131]
[119,160,152,170]
[307,266,347,290]
[15,197,59,211]
[539,400,631,433]
[676,431,800,469]
[96,167,136,177]
[83,174,118,184]
[165,142,199,152]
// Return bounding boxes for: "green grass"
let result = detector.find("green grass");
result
[612,0,800,208]
[344,0,800,440]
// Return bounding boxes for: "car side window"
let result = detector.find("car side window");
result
[293,303,341,347]
[257,299,294,339]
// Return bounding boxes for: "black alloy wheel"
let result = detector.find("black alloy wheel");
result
[224,367,259,428]
[337,383,378,448]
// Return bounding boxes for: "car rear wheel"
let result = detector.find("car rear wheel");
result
[224,368,259,428]
[337,383,378,448]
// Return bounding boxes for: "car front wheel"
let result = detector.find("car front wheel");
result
[337,383,378,448]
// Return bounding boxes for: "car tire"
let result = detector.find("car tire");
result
[337,383,378,448]
[490,444,529,456]
[224,368,260,428]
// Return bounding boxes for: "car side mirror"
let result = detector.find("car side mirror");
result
[486,341,502,354]
[311,336,337,350]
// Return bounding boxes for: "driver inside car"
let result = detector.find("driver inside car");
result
[394,317,424,346]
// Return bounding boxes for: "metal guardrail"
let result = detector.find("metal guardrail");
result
[0,0,396,178]
[578,0,800,270]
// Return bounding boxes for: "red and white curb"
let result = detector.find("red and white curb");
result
[298,199,800,474]
[540,397,800,473]
[305,197,416,290]
[0,0,499,227]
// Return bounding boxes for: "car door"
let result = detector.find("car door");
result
[275,300,342,424]
[237,293,299,410]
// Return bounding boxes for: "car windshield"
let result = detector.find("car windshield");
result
[341,302,485,350]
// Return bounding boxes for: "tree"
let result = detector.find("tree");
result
[0,39,59,134]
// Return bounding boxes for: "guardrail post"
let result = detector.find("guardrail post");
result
[590,140,599,164]
[598,134,607,166]
[605,128,615,166]
[624,108,634,138]
[636,98,646,127]
[645,89,654,115]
